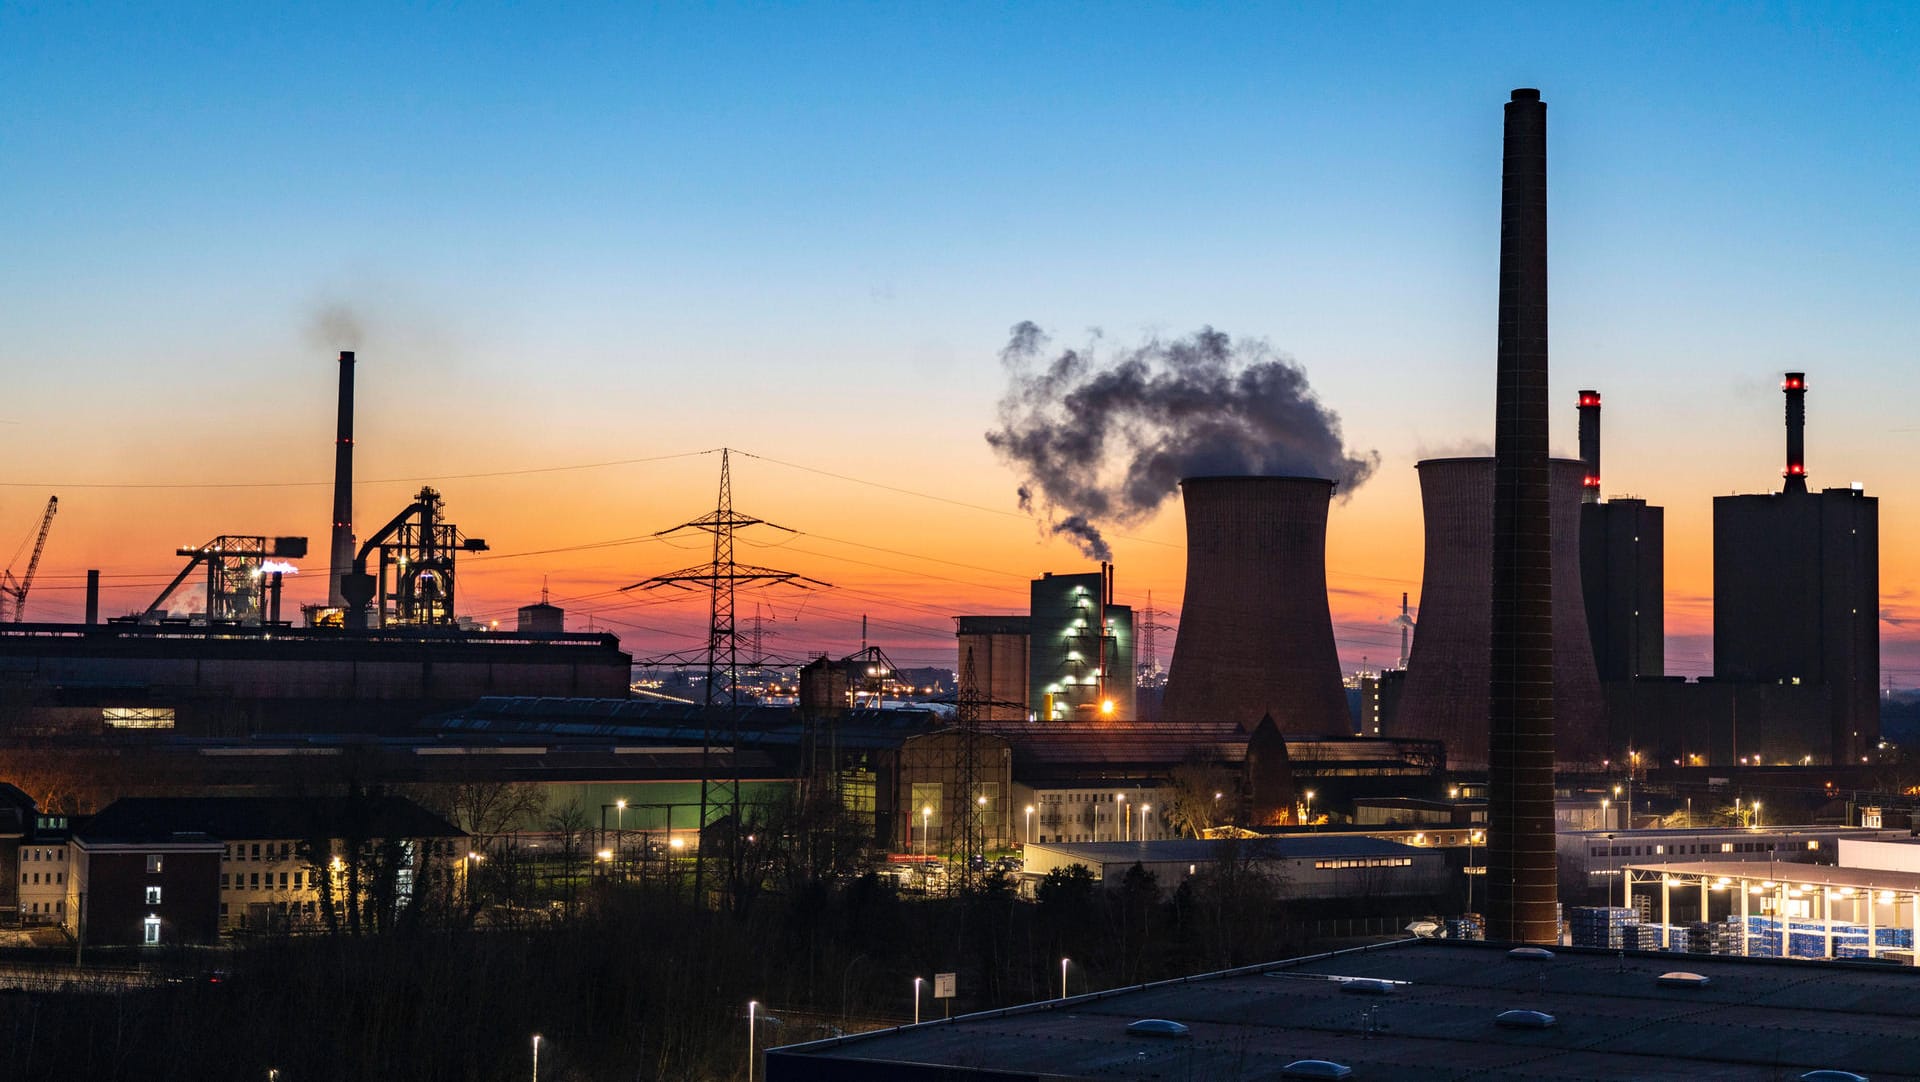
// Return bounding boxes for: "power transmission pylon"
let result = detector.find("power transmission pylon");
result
[623,448,828,907]
[956,646,981,889]
[1134,590,1174,687]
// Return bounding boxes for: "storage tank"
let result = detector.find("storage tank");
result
[1159,476,1349,734]
[1394,457,1604,769]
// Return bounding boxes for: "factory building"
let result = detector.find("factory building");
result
[1577,388,1665,683]
[0,623,632,737]
[1159,476,1350,734]
[1028,569,1133,722]
[1713,373,1879,764]
[952,615,1030,721]
[954,568,1133,723]
[1019,836,1448,900]
[1391,457,1604,770]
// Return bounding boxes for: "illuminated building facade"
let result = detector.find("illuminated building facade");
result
[1027,570,1134,722]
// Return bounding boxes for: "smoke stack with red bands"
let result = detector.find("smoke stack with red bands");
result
[328,351,356,608]
[1783,372,1807,494]
[1577,390,1601,503]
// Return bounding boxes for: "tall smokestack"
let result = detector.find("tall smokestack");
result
[1487,87,1558,945]
[1783,371,1807,494]
[1577,390,1601,504]
[84,569,99,625]
[328,350,356,607]
[1159,476,1350,734]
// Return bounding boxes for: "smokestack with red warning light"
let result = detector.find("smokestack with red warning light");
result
[1577,390,1601,504]
[328,350,356,607]
[1783,371,1807,494]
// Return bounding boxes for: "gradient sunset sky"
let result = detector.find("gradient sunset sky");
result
[3,3,1915,682]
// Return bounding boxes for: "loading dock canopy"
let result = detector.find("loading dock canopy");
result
[1623,860,1920,964]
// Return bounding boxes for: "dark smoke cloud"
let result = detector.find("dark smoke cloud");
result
[987,322,1378,561]
[306,302,365,350]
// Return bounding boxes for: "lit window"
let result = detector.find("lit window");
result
[145,886,163,905]
[103,706,176,730]
[145,854,164,874]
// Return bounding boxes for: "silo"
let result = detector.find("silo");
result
[1159,476,1350,734]
[1394,457,1604,769]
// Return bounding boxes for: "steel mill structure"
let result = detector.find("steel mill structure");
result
[1158,476,1349,735]
[1486,87,1558,945]
[1394,457,1603,770]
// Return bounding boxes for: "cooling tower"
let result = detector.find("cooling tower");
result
[1159,476,1350,734]
[1396,457,1602,769]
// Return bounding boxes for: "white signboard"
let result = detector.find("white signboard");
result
[933,972,956,999]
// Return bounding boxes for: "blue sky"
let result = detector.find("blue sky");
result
[1,2,1916,674]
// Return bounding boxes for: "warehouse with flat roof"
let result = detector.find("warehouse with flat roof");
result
[766,938,1920,1080]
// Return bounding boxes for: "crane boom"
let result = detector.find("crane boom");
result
[9,496,57,622]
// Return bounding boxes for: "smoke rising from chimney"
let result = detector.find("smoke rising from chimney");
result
[987,322,1378,560]
[307,302,365,350]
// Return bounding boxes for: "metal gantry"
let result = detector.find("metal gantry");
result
[623,448,827,906]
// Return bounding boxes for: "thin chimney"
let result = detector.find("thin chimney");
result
[1783,371,1807,494]
[328,351,356,607]
[1577,390,1601,503]
[1487,87,1559,945]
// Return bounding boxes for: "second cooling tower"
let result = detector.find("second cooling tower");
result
[1159,476,1350,733]
[1395,457,1605,769]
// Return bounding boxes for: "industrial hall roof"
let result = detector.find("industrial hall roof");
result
[432,696,947,751]
[1028,837,1424,865]
[766,938,1920,1081]
[77,796,466,846]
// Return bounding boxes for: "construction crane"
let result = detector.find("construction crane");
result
[1,496,58,622]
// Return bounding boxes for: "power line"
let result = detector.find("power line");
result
[0,449,717,490]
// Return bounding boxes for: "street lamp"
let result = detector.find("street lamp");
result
[531,1034,542,1082]
[1467,830,1482,912]
[1116,793,1126,841]
[914,977,923,1024]
[922,806,932,861]
[1060,957,1069,999]
[1627,750,1638,822]
[1140,803,1151,842]
[1752,801,1762,829]
[1304,789,1316,828]
[747,1001,757,1082]
[1601,797,1611,831]
[1024,805,1035,845]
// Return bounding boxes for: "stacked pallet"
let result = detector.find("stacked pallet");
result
[1568,906,1635,949]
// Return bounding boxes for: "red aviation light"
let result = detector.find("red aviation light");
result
[1782,377,1804,390]
[1578,393,1601,407]
[1784,464,1805,475]
[1582,475,1601,488]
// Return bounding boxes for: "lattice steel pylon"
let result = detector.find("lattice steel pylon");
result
[952,646,983,891]
[622,448,827,907]
[1134,590,1174,687]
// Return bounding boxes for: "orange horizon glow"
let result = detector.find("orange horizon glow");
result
[8,431,1915,684]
